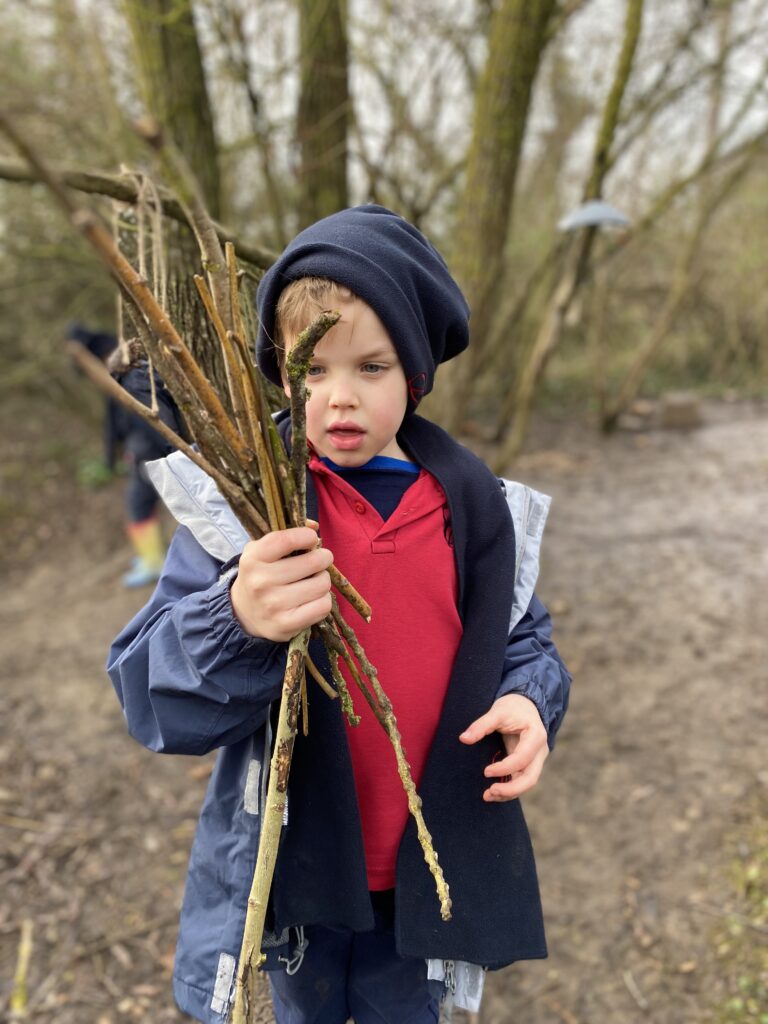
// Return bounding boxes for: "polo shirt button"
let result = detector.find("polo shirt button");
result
[354,501,366,514]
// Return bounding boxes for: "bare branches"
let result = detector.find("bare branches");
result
[207,0,289,246]
[67,341,270,537]
[599,132,765,431]
[9,919,33,1014]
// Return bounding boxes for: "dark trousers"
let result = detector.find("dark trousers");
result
[125,460,159,523]
[268,892,440,1024]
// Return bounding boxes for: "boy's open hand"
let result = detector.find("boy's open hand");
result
[230,525,334,643]
[459,694,548,802]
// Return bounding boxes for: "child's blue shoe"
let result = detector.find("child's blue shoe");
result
[122,560,162,589]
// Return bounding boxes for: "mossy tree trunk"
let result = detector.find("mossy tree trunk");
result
[124,0,220,218]
[441,0,557,432]
[296,0,350,229]
[123,0,230,400]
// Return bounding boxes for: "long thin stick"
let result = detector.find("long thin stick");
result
[10,919,34,1012]
[230,629,310,1024]
[331,597,452,921]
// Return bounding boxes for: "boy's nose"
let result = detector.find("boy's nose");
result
[329,377,359,408]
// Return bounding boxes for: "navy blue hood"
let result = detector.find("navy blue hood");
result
[255,205,469,410]
[66,323,117,362]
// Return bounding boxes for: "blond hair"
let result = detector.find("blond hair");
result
[274,277,354,372]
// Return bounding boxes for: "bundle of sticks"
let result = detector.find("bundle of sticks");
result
[0,115,451,1023]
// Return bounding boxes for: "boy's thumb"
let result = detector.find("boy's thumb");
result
[459,715,489,744]
[460,720,479,745]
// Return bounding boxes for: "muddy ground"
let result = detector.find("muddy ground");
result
[1,397,766,1024]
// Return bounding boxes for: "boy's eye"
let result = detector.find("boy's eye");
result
[307,365,324,376]
[361,363,385,374]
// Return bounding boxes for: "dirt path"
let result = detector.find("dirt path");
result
[1,401,766,1023]
[483,402,767,1024]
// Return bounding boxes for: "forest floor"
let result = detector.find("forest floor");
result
[1,395,766,1024]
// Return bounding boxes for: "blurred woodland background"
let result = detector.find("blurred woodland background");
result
[1,0,767,451]
[1,1,767,1023]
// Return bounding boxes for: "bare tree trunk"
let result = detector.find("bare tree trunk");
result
[210,3,289,248]
[0,158,276,270]
[296,0,350,228]
[440,0,557,432]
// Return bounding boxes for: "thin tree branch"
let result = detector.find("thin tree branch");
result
[0,156,277,270]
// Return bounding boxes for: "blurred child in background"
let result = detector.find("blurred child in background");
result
[66,323,182,588]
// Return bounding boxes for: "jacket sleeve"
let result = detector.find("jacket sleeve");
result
[495,592,571,749]
[107,525,285,755]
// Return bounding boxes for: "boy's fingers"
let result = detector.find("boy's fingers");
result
[483,774,533,802]
[267,547,333,585]
[268,571,332,612]
[278,593,334,637]
[460,697,540,745]
[483,748,547,802]
[484,730,544,778]
[256,527,324,562]
[243,535,334,584]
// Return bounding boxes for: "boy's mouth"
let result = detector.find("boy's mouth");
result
[327,422,366,451]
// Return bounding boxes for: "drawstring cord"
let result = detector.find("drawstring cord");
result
[278,926,308,976]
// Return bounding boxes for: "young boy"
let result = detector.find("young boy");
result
[107,205,571,1023]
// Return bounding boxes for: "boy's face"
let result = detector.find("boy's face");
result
[283,295,409,467]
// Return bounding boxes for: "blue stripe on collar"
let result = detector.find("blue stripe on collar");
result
[320,455,420,474]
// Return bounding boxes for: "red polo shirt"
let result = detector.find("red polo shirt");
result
[311,457,463,889]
